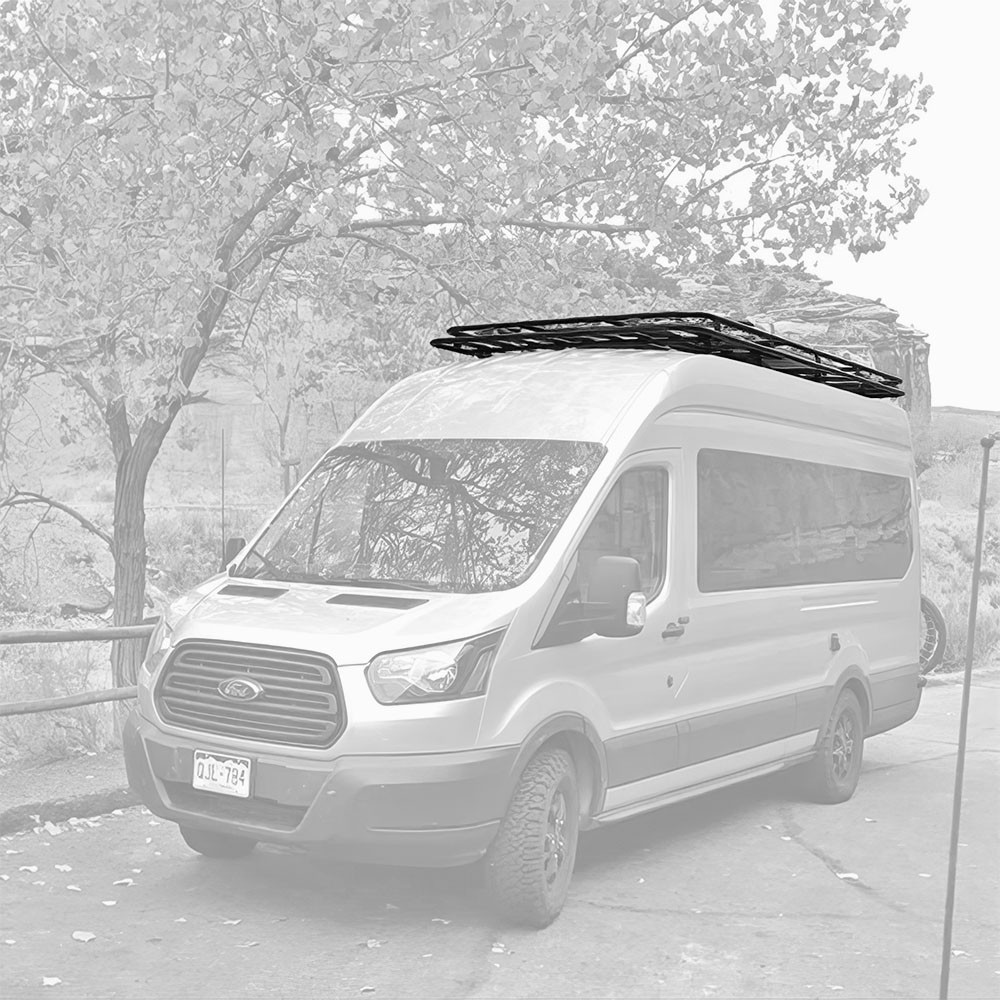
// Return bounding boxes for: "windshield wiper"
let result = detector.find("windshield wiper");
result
[321,576,439,592]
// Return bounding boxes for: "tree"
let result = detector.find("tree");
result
[0,0,931,681]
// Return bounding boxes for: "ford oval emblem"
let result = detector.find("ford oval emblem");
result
[217,677,264,701]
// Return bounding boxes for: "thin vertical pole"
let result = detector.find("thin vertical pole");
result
[939,433,996,999]
[220,427,226,566]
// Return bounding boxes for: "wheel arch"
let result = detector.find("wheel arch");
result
[831,665,873,732]
[502,714,608,825]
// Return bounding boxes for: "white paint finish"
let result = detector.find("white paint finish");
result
[342,351,669,443]
[800,600,880,612]
[340,348,912,450]
[600,730,820,817]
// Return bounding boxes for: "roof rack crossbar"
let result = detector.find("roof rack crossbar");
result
[430,311,904,399]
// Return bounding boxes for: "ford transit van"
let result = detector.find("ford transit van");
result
[124,312,922,927]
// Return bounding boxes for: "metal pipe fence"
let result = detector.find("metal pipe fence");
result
[0,624,153,717]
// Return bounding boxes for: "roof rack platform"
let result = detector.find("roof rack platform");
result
[430,311,904,400]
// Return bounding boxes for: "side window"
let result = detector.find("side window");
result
[697,449,913,592]
[571,467,667,600]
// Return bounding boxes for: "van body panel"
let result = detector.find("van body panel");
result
[478,449,683,754]
[124,710,515,866]
[600,729,820,816]
[169,578,521,667]
[342,351,669,444]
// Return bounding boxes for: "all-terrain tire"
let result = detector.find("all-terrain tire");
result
[483,748,579,928]
[801,689,865,804]
[920,595,948,675]
[179,825,257,858]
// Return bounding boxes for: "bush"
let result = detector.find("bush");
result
[919,448,1000,512]
[0,614,119,765]
[921,500,1000,671]
[145,504,280,604]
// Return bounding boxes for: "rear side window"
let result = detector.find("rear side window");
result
[697,449,913,592]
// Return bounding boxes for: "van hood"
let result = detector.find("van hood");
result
[169,577,518,665]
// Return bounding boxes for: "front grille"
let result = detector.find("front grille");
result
[163,781,307,831]
[156,640,343,749]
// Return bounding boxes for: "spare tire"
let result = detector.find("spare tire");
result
[920,595,948,675]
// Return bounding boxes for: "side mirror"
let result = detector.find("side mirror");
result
[589,555,646,638]
[222,536,246,572]
[537,555,646,648]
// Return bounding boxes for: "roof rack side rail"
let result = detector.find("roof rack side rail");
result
[429,311,905,400]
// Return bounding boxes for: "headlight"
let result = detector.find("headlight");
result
[138,617,171,683]
[365,629,506,705]
[138,592,206,681]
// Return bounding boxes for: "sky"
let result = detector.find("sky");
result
[804,1,999,412]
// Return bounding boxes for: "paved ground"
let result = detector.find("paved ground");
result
[2,681,997,1000]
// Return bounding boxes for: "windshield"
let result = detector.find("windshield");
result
[233,438,607,593]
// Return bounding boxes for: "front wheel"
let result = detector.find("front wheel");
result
[483,747,579,928]
[179,825,257,858]
[801,689,865,804]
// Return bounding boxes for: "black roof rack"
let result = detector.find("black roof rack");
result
[430,311,904,400]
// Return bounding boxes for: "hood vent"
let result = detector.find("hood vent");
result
[217,584,288,599]
[327,593,428,610]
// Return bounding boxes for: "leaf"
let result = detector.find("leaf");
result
[66,885,82,892]
[835,873,859,881]
[365,939,383,949]
[101,900,117,906]
[19,866,38,873]
[222,919,242,925]
[55,865,72,873]
[42,978,62,987]
[72,931,96,943]
[113,879,134,887]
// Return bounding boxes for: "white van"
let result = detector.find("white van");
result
[124,312,922,927]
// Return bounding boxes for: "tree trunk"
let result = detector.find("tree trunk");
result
[110,442,156,687]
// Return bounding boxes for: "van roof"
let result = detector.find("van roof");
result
[343,350,911,448]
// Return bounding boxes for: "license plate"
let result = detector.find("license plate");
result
[192,750,251,798]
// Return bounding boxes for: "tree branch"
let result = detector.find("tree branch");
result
[1,490,114,551]
[609,3,711,78]
[30,22,155,103]
[677,152,796,210]
[341,232,472,308]
[713,194,815,226]
[220,163,309,259]
[339,215,649,235]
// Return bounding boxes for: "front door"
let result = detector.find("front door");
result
[542,450,689,793]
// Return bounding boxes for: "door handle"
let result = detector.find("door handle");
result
[662,617,688,639]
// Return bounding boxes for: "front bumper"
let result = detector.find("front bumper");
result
[123,709,516,867]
